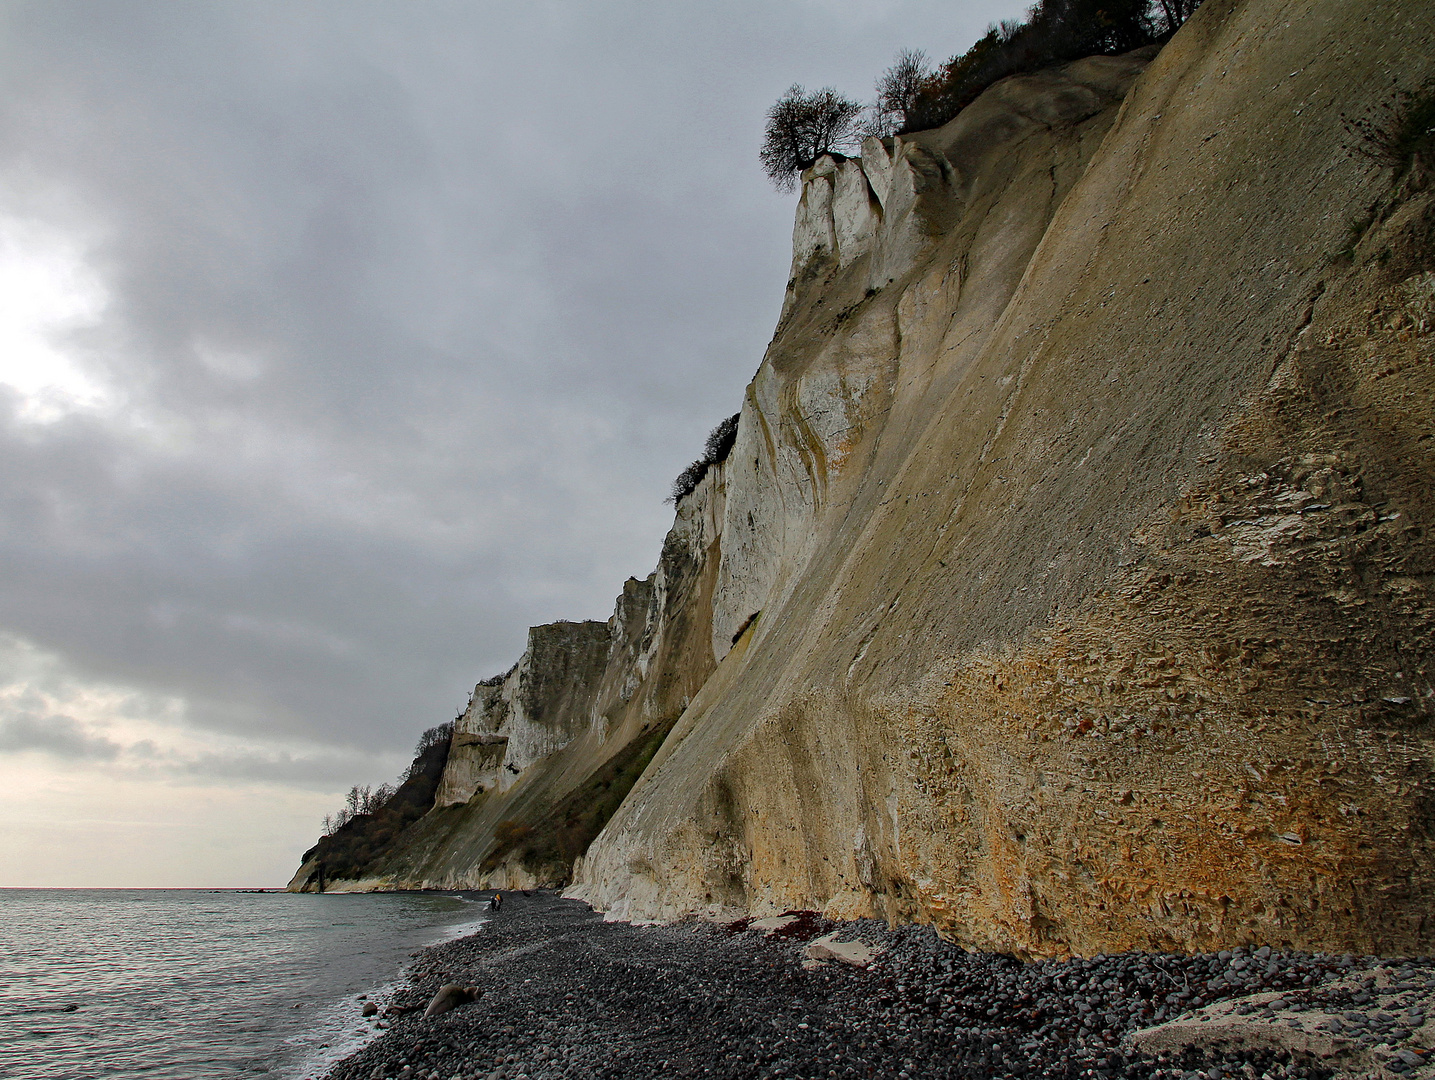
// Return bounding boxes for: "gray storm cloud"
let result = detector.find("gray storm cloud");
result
[0,0,1021,779]
[0,711,121,759]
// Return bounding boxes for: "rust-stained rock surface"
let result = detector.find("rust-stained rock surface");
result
[569,0,1435,955]
[295,0,1435,957]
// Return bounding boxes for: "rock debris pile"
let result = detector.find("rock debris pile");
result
[324,894,1435,1080]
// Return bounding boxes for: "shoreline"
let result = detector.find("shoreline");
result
[291,890,495,1080]
[323,892,1435,1080]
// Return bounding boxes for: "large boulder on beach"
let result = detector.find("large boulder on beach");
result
[423,983,481,1018]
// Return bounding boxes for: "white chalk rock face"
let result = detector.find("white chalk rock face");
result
[292,424,731,892]
[711,310,898,661]
[312,8,1435,959]
[784,142,957,304]
[491,621,611,791]
[709,385,800,661]
[859,137,893,209]
[790,171,837,274]
[431,621,611,801]
[831,158,880,268]
[434,683,507,806]
[867,139,956,291]
[789,154,883,281]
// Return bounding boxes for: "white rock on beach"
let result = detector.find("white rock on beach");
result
[1128,966,1435,1078]
[803,932,880,968]
[748,914,798,936]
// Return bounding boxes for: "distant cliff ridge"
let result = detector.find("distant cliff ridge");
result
[289,453,725,893]
[292,0,1435,958]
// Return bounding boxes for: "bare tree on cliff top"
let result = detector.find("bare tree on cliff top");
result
[1151,0,1203,33]
[867,49,931,138]
[760,84,864,191]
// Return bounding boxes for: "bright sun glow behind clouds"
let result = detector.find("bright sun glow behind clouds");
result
[0,0,1030,887]
[0,214,113,421]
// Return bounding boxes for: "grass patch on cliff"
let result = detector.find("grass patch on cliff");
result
[480,717,678,881]
[1335,83,1435,272]
[300,735,451,884]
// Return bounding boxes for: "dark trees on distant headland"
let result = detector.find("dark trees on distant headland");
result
[319,722,452,836]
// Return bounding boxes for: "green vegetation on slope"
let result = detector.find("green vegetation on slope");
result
[481,717,678,881]
[301,732,451,883]
[1346,78,1435,183]
[669,413,739,503]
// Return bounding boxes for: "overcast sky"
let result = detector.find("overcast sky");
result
[0,0,1024,887]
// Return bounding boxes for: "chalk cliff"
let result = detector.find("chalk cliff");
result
[289,457,726,892]
[294,0,1435,957]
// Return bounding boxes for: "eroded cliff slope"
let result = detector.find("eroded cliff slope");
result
[293,0,1435,957]
[567,0,1435,956]
[289,456,727,892]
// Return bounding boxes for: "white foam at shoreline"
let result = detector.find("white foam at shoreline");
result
[286,899,490,1080]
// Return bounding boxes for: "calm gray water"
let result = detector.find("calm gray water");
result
[0,889,489,1080]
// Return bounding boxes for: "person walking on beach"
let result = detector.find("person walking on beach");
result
[490,891,502,912]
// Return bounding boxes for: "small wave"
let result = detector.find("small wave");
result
[429,915,488,950]
[284,909,488,1079]
[284,973,407,1080]
[0,1003,79,1017]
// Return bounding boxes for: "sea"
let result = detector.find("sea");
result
[0,888,490,1080]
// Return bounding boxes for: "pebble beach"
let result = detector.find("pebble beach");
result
[322,892,1435,1080]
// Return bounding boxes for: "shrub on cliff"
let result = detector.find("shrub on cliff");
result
[763,0,1206,173]
[322,781,397,835]
[760,85,864,191]
[407,722,452,778]
[903,0,1166,132]
[303,723,453,881]
[668,412,740,504]
[866,49,933,138]
[493,819,533,847]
